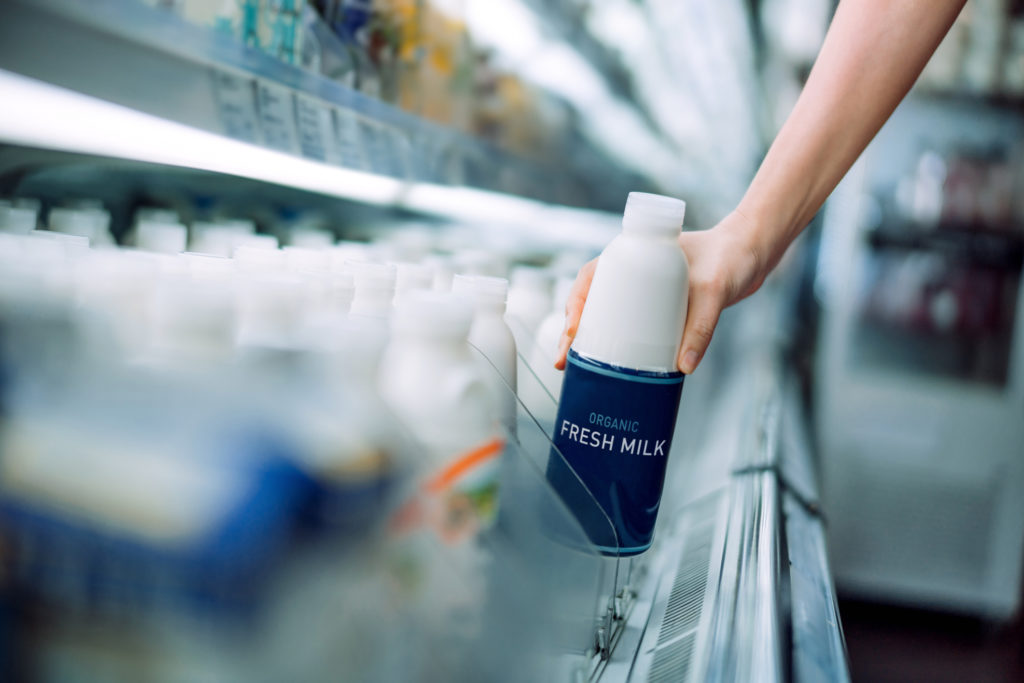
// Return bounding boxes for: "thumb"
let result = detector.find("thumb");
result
[677,291,723,374]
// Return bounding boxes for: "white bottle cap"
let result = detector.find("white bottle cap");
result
[49,208,98,240]
[621,192,686,237]
[392,290,473,341]
[189,225,237,257]
[288,227,335,249]
[452,274,509,309]
[214,218,256,234]
[13,198,41,213]
[135,207,180,224]
[136,220,187,254]
[0,206,37,234]
[234,234,279,250]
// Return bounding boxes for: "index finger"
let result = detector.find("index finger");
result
[554,258,597,370]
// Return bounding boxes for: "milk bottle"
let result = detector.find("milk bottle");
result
[451,274,517,437]
[547,193,689,556]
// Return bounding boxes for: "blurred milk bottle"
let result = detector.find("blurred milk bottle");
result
[378,290,503,540]
[505,265,551,353]
[393,261,435,306]
[547,193,689,557]
[376,290,503,677]
[349,261,396,317]
[519,275,575,425]
[452,274,518,438]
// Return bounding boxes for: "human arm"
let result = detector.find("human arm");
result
[556,0,966,373]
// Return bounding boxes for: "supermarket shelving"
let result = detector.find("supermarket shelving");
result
[0,0,641,223]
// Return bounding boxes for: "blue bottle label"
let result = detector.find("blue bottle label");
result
[546,349,684,556]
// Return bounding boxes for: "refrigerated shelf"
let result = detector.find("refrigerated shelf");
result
[591,318,849,683]
[0,69,621,249]
[0,0,641,217]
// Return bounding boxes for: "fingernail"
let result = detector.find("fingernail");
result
[681,350,699,373]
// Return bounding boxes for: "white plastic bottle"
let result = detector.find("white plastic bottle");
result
[136,219,188,254]
[235,273,306,350]
[347,262,396,371]
[423,254,454,292]
[505,265,551,352]
[378,291,503,535]
[49,207,114,246]
[349,262,396,318]
[520,275,575,423]
[287,226,334,249]
[392,262,434,306]
[452,274,518,437]
[548,193,689,557]
[0,206,37,234]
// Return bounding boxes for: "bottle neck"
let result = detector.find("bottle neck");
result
[474,300,507,317]
[620,226,680,242]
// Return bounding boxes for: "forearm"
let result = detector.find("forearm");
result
[735,0,965,271]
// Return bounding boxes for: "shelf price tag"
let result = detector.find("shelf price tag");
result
[358,119,409,179]
[413,132,451,184]
[358,118,390,176]
[256,81,298,154]
[385,127,412,180]
[294,95,333,163]
[445,147,467,186]
[212,71,259,144]
[331,107,367,171]
[461,149,487,189]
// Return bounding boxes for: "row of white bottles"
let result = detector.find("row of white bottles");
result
[1,200,581,453]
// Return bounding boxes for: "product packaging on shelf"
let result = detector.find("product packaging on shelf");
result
[0,199,629,679]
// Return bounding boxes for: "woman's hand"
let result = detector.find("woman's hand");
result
[554,210,766,374]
